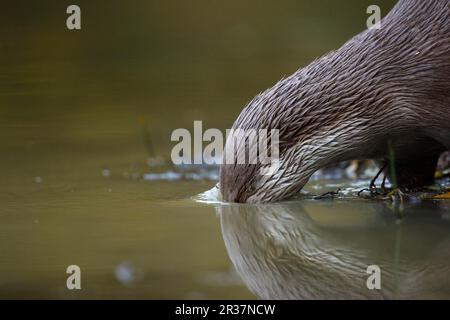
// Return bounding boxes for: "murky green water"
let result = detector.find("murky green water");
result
[3,0,450,300]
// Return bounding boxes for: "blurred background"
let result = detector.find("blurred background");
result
[0,0,397,299]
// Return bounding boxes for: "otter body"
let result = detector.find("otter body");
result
[220,0,450,203]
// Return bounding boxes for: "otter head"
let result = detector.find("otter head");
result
[219,73,343,203]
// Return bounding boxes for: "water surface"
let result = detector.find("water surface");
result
[5,0,448,300]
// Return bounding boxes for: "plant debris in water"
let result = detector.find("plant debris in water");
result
[310,154,450,203]
[354,144,450,203]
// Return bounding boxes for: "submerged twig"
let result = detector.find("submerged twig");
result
[369,162,387,196]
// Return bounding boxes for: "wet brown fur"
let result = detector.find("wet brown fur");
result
[220,0,450,203]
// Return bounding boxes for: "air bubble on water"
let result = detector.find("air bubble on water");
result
[115,262,138,285]
[102,169,111,177]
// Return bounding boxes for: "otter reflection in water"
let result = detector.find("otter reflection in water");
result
[217,201,450,299]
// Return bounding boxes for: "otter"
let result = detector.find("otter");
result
[220,0,450,203]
